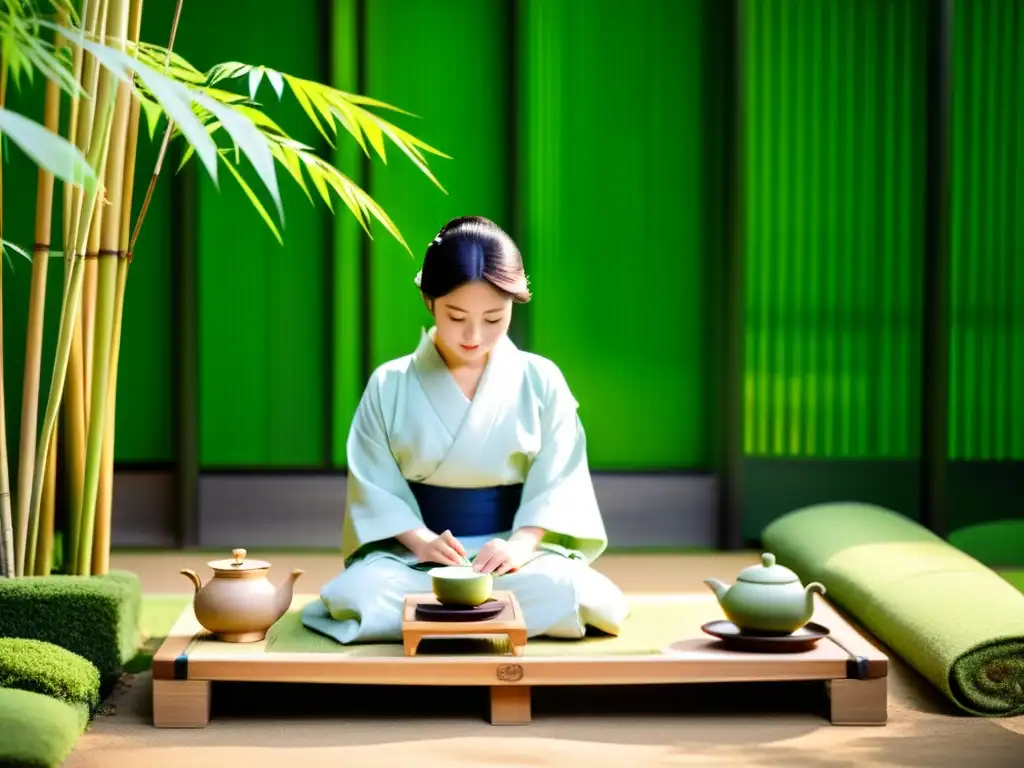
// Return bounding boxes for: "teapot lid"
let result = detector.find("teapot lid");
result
[208,548,270,573]
[736,553,799,585]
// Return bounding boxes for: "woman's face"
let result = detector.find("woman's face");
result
[429,280,512,366]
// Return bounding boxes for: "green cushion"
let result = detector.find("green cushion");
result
[948,520,1024,568]
[0,637,101,713]
[0,570,141,681]
[763,502,1024,717]
[1002,571,1024,594]
[0,688,86,768]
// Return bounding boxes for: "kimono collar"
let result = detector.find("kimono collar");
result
[411,327,520,437]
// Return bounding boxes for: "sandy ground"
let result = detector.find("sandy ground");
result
[63,552,1024,768]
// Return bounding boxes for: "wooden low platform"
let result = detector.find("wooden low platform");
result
[151,593,888,728]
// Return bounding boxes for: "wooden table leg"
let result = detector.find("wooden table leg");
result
[508,630,527,657]
[403,633,420,657]
[826,677,888,725]
[490,685,531,725]
[153,680,212,728]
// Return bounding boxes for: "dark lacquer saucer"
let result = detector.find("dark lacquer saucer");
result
[414,598,505,622]
[701,620,831,653]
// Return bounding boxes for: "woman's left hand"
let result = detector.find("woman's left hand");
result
[472,538,534,575]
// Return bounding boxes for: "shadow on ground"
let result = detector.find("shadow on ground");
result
[79,671,1024,768]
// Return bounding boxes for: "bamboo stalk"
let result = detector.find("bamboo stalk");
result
[24,3,124,577]
[77,0,134,575]
[0,59,14,579]
[64,311,87,573]
[81,0,113,430]
[17,22,64,578]
[63,0,102,575]
[93,0,145,575]
[35,433,57,575]
[128,0,183,253]
[83,218,100,421]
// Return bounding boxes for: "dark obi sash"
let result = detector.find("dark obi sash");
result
[407,481,523,538]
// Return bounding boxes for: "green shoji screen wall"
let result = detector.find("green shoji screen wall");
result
[737,0,930,539]
[945,0,1024,548]
[176,1,332,468]
[518,0,711,470]
[949,0,1024,463]
[740,0,928,461]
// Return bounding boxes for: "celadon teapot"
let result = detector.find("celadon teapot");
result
[181,548,303,643]
[703,553,826,636]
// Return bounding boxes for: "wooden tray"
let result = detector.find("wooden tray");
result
[402,591,527,657]
[151,592,888,729]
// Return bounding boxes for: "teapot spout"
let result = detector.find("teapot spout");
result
[274,568,305,618]
[703,578,730,603]
[180,569,202,593]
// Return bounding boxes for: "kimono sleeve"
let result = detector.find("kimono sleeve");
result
[512,361,609,562]
[340,373,424,564]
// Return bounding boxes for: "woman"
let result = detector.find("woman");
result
[302,216,630,644]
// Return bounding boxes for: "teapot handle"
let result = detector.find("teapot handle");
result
[181,568,202,593]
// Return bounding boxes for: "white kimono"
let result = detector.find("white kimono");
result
[302,328,630,644]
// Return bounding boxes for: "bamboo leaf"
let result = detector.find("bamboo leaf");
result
[374,120,446,192]
[0,106,97,192]
[177,119,222,172]
[283,74,331,146]
[225,102,294,140]
[303,82,341,140]
[326,97,368,156]
[45,0,81,26]
[192,89,284,226]
[206,61,251,86]
[0,10,82,97]
[189,85,251,105]
[138,94,162,140]
[188,63,449,195]
[18,25,82,97]
[247,67,263,100]
[265,69,284,98]
[356,109,387,163]
[131,41,206,83]
[303,152,410,253]
[1,238,31,270]
[297,151,333,210]
[58,25,220,184]
[269,142,313,206]
[1,238,31,261]
[219,153,282,245]
[333,89,419,118]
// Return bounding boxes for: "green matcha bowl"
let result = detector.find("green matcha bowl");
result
[428,566,494,606]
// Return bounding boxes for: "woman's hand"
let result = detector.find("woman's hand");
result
[406,529,468,566]
[472,538,534,575]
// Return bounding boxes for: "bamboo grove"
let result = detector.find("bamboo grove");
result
[0,0,448,578]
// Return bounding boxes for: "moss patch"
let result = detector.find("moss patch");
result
[0,570,141,681]
[0,638,101,713]
[0,688,86,768]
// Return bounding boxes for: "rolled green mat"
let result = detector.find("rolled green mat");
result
[762,502,1024,717]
